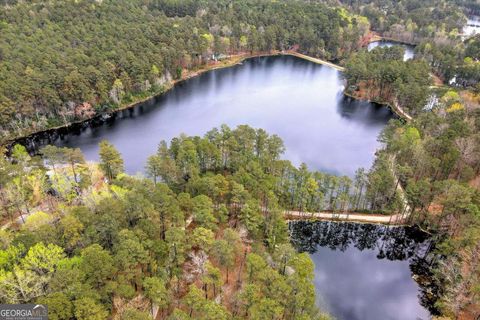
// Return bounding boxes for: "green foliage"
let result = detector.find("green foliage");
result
[340,0,466,42]
[11,145,30,164]
[22,242,65,275]
[344,46,431,115]
[378,91,480,317]
[24,211,52,231]
[202,262,222,298]
[0,243,65,303]
[99,140,124,180]
[36,292,74,320]
[0,0,366,141]
[79,244,116,289]
[192,195,216,229]
[211,239,235,281]
[74,297,109,320]
[167,309,191,320]
[0,124,420,318]
[250,298,283,320]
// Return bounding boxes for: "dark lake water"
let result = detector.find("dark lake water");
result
[290,221,437,320]
[21,55,437,319]
[368,40,415,61]
[464,16,480,37]
[28,55,393,176]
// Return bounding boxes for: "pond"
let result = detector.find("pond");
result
[368,40,415,61]
[26,55,393,176]
[289,221,437,320]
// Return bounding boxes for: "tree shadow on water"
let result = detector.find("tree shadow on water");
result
[288,221,441,315]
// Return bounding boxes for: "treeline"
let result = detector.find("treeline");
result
[344,46,432,115]
[142,125,403,214]
[416,34,480,87]
[0,124,408,318]
[0,0,368,141]
[339,0,467,43]
[451,0,480,15]
[339,0,480,89]
[378,89,480,318]
[0,126,334,319]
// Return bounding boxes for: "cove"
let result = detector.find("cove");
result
[289,221,437,320]
[27,55,393,176]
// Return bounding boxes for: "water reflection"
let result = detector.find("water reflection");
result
[368,40,415,61]
[289,221,438,320]
[464,16,480,37]
[22,55,393,176]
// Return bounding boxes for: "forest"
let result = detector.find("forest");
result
[0,0,368,142]
[377,89,480,318]
[1,0,480,319]
[339,0,467,42]
[344,46,432,115]
[339,5,480,315]
[414,33,480,87]
[2,124,476,318]
[0,126,334,319]
[343,34,480,318]
[342,0,480,91]
[0,124,402,319]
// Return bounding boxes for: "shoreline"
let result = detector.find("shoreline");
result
[367,34,417,46]
[285,210,409,226]
[5,50,346,148]
[2,35,421,147]
[343,90,412,121]
[3,52,267,147]
[6,47,415,149]
[379,36,416,46]
[4,51,418,229]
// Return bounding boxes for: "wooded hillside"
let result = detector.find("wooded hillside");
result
[0,0,368,141]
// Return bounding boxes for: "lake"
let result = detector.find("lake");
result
[22,55,436,319]
[28,55,393,176]
[290,221,437,320]
[368,40,415,61]
[464,16,480,37]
